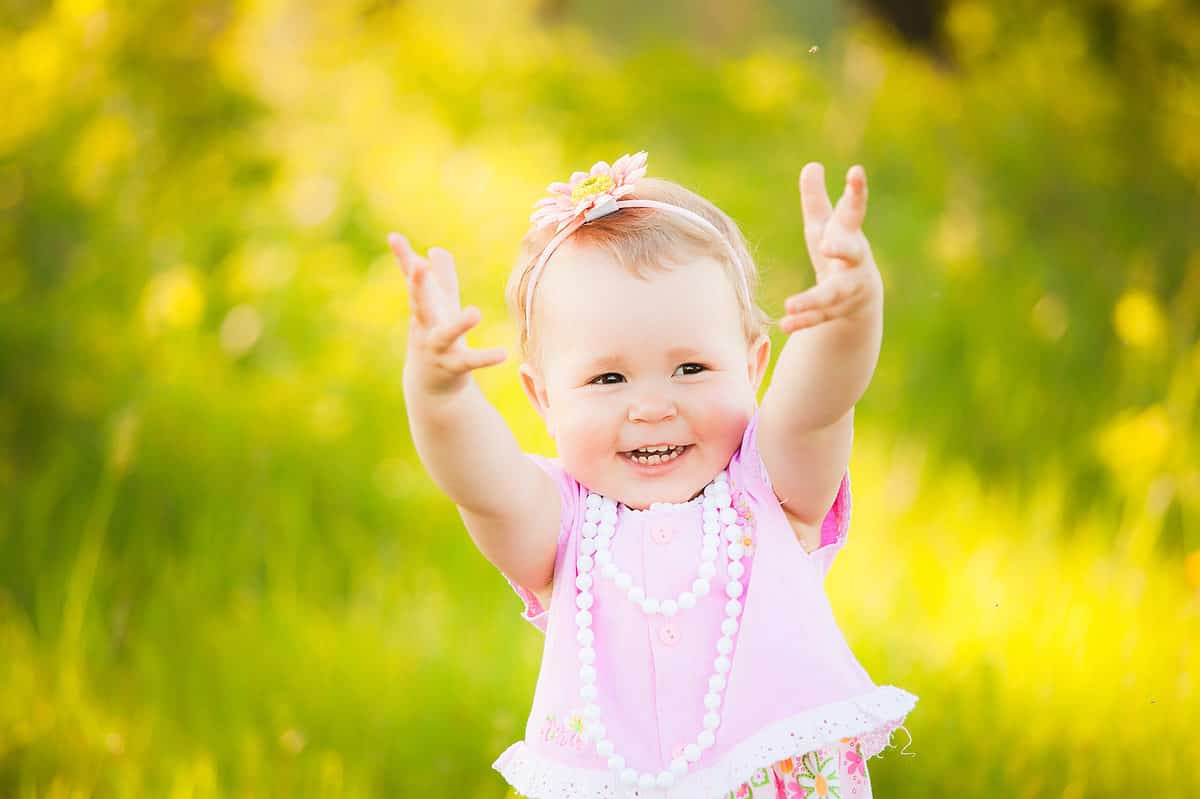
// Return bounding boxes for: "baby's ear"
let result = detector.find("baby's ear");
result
[748,334,771,392]
[519,362,551,421]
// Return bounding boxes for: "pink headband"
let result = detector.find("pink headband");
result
[524,151,752,334]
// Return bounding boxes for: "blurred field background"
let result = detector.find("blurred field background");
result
[1,0,1198,796]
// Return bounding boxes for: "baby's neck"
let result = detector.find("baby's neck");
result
[619,483,708,511]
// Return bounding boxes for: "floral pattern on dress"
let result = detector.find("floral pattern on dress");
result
[842,737,867,779]
[795,749,841,797]
[731,487,756,556]
[766,736,871,799]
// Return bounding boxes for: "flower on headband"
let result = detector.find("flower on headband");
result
[530,151,648,234]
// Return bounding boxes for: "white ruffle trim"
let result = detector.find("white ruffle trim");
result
[494,684,918,799]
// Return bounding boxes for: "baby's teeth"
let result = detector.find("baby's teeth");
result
[630,447,684,464]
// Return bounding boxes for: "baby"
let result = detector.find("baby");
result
[390,152,916,799]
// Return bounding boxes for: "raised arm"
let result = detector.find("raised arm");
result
[389,233,561,594]
[757,165,883,527]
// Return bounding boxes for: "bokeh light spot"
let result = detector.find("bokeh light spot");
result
[142,265,206,333]
[1113,289,1166,349]
[219,304,263,357]
[1031,293,1068,340]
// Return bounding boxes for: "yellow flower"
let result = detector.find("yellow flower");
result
[571,173,615,203]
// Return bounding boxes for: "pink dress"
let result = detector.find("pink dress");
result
[494,410,918,798]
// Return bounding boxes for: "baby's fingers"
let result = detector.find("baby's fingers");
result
[407,258,438,328]
[780,273,866,332]
[390,233,436,327]
[831,165,868,233]
[388,232,425,279]
[819,231,867,265]
[447,346,508,373]
[428,306,483,353]
[427,247,461,309]
[784,277,855,315]
[799,162,834,266]
[424,306,508,380]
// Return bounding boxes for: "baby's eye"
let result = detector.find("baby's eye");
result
[674,363,706,376]
[589,373,625,385]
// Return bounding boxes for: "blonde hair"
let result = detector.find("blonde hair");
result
[506,177,772,365]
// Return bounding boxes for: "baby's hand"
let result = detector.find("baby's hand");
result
[388,233,508,396]
[780,164,884,333]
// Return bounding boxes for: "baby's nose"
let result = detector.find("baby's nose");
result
[628,396,677,423]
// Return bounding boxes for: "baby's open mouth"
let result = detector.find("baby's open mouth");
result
[621,444,689,465]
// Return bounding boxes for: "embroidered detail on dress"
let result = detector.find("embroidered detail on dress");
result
[731,488,757,554]
[538,712,587,752]
[733,489,754,525]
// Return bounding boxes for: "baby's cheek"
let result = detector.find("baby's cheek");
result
[558,407,615,461]
[693,385,755,449]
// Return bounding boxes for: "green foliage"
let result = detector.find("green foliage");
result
[1,0,1197,796]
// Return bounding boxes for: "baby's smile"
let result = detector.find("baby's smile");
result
[616,445,716,507]
[621,443,689,464]
[620,443,692,474]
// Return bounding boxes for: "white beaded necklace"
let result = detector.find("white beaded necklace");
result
[574,469,748,793]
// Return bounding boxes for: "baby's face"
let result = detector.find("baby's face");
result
[520,241,769,510]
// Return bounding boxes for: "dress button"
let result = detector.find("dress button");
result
[649,523,673,545]
[659,622,681,646]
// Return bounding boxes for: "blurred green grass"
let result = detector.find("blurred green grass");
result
[1,0,1198,796]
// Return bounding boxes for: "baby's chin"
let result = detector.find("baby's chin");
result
[605,470,709,510]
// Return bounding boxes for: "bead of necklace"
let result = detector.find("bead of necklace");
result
[574,470,748,792]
